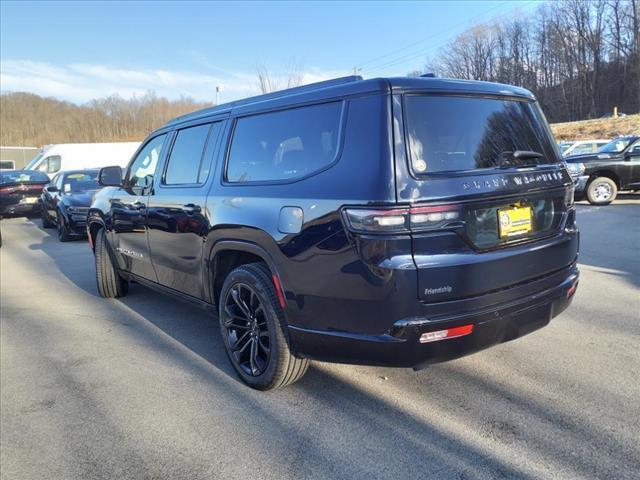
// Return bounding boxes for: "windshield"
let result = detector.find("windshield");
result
[559,143,573,154]
[598,137,634,153]
[24,153,44,170]
[404,95,560,174]
[0,170,50,184]
[62,172,99,193]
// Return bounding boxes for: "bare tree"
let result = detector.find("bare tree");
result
[0,92,211,147]
[255,61,304,94]
[413,0,640,122]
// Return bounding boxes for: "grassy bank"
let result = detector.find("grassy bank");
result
[550,114,640,141]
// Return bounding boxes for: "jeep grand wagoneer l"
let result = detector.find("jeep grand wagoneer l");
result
[88,76,579,389]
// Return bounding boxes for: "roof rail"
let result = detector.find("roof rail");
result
[167,75,363,126]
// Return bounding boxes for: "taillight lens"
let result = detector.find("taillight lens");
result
[0,186,17,194]
[343,204,462,234]
[410,204,460,229]
[343,208,409,233]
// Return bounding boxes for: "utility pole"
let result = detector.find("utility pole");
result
[215,86,221,105]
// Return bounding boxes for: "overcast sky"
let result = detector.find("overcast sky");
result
[1,0,541,104]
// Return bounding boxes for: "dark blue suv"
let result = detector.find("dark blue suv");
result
[89,76,579,389]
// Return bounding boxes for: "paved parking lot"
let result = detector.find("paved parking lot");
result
[1,196,639,480]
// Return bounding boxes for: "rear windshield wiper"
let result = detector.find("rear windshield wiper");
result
[497,150,544,168]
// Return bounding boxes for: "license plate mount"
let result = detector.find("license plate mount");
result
[498,204,533,238]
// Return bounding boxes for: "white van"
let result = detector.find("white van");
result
[25,142,141,178]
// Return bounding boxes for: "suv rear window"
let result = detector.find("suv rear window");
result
[404,95,559,174]
[226,101,343,183]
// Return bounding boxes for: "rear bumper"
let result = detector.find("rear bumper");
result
[573,175,589,193]
[289,264,579,368]
[1,202,41,217]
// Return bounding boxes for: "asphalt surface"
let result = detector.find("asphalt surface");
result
[1,195,639,480]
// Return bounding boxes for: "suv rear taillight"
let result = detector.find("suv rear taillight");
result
[564,185,575,209]
[343,204,463,234]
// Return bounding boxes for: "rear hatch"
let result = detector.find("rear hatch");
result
[398,93,577,303]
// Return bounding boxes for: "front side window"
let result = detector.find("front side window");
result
[226,101,343,183]
[404,95,559,174]
[164,123,213,185]
[599,137,634,153]
[47,155,61,173]
[34,155,62,174]
[127,134,167,190]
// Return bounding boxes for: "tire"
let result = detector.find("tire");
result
[94,228,128,298]
[219,263,309,390]
[41,205,54,228]
[57,212,72,242]
[586,177,617,205]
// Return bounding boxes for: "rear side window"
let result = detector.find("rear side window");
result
[226,101,343,183]
[164,124,212,185]
[404,96,559,174]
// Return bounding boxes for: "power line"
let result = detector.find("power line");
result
[354,2,507,72]
[357,1,535,76]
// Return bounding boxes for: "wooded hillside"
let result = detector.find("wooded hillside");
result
[0,92,211,147]
[421,0,639,122]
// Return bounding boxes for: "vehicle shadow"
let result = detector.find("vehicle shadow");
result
[26,219,95,295]
[17,217,638,478]
[30,216,86,242]
[101,280,638,478]
[1,287,531,480]
[575,198,640,289]
[110,284,532,478]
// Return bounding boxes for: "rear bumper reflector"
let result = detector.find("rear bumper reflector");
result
[419,324,474,343]
[272,274,286,309]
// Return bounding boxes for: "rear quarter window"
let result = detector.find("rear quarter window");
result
[226,101,344,183]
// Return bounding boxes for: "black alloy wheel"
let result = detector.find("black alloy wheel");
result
[219,263,309,390]
[223,282,271,377]
[57,212,71,242]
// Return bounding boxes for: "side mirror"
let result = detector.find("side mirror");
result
[45,185,59,192]
[99,166,123,187]
[624,150,639,161]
